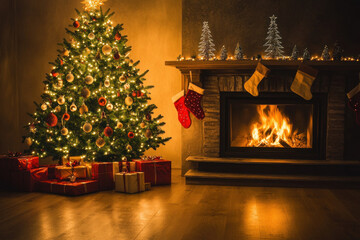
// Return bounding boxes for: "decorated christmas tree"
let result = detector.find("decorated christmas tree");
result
[23,0,170,162]
[234,42,244,60]
[290,45,299,60]
[198,21,216,60]
[263,15,284,59]
[303,48,311,60]
[321,45,330,60]
[220,45,228,60]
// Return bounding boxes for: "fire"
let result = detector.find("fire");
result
[247,105,311,148]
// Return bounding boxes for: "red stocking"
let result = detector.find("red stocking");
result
[172,91,191,128]
[347,83,360,125]
[184,83,205,120]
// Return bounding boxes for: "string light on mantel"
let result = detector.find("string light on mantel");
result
[81,0,106,11]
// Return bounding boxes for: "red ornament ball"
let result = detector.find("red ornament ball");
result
[51,70,59,77]
[92,17,96,21]
[117,92,120,97]
[113,52,120,60]
[115,32,122,41]
[98,97,107,106]
[63,113,70,121]
[104,126,113,137]
[73,21,80,28]
[146,113,152,121]
[60,59,64,65]
[128,132,134,139]
[132,91,137,97]
[45,113,58,127]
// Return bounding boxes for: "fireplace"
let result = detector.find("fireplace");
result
[220,92,327,159]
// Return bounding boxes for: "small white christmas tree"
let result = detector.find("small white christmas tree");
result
[321,45,330,60]
[303,48,311,60]
[220,45,228,60]
[234,42,244,60]
[291,45,299,60]
[198,21,216,60]
[263,15,284,59]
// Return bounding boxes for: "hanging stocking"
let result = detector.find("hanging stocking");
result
[244,62,270,96]
[184,83,205,120]
[172,90,191,128]
[290,64,318,100]
[347,82,360,125]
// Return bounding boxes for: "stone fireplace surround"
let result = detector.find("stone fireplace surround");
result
[166,60,360,175]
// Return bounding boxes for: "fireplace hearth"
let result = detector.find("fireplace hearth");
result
[220,92,327,159]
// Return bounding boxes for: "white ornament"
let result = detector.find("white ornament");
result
[70,103,77,112]
[106,103,113,111]
[57,96,65,105]
[66,73,74,82]
[263,15,284,59]
[41,103,47,111]
[88,32,95,40]
[102,44,112,55]
[124,83,130,90]
[198,21,215,60]
[85,75,94,85]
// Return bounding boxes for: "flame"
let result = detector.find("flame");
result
[247,105,311,148]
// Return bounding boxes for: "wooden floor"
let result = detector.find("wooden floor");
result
[1,169,360,240]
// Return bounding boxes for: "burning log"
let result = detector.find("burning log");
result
[279,139,291,148]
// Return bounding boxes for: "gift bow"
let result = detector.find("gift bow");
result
[140,156,162,161]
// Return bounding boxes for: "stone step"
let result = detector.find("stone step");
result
[185,169,360,188]
[186,156,360,176]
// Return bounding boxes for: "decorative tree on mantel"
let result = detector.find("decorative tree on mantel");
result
[263,15,284,59]
[23,0,170,162]
[198,21,216,60]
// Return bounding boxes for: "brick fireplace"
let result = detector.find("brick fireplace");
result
[166,60,360,178]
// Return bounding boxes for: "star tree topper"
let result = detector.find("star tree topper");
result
[81,0,106,11]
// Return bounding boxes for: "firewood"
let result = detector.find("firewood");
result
[279,139,291,148]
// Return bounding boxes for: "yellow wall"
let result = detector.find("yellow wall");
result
[0,0,182,168]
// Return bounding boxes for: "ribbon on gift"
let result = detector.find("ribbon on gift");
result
[140,156,162,161]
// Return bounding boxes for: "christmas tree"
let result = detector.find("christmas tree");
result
[234,42,244,60]
[321,45,330,60]
[290,45,299,60]
[220,45,228,60]
[303,48,311,60]
[23,0,170,162]
[263,15,284,59]
[198,21,216,60]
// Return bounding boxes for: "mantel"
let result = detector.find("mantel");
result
[165,60,360,72]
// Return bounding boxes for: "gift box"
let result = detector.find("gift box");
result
[55,166,87,180]
[37,179,99,196]
[115,172,145,193]
[40,164,58,179]
[10,167,48,192]
[92,162,114,190]
[12,155,39,171]
[135,159,171,185]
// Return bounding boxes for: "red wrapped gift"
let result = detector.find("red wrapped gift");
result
[37,179,99,196]
[92,162,114,190]
[12,155,39,171]
[55,166,87,180]
[40,164,58,179]
[135,159,171,185]
[10,167,48,192]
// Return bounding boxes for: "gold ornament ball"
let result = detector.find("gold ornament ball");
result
[104,79,110,87]
[57,96,65,105]
[88,32,95,40]
[116,122,123,129]
[145,129,152,138]
[70,103,77,112]
[140,122,146,129]
[119,75,126,83]
[55,106,61,112]
[96,137,106,148]
[41,103,47,111]
[124,83,130,90]
[126,144,132,151]
[66,73,74,82]
[102,44,112,55]
[85,75,94,85]
[61,127,69,136]
[83,122,92,133]
[81,87,91,98]
[79,104,88,115]
[125,96,133,106]
[25,137,32,146]
[106,103,113,111]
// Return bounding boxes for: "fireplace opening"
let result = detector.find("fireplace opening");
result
[220,92,327,160]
